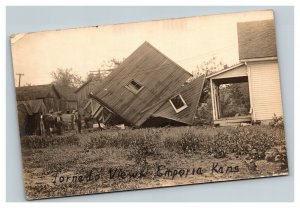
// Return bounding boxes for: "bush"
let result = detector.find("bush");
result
[164,130,206,155]
[163,126,285,159]
[21,134,79,149]
[128,133,160,166]
[194,103,212,125]
[269,114,284,129]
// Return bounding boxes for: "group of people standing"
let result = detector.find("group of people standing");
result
[39,110,82,136]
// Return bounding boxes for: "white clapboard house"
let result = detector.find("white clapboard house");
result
[207,19,283,126]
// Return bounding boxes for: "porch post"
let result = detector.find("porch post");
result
[210,79,217,121]
[216,84,221,119]
[245,62,255,121]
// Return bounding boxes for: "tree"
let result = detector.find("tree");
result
[50,68,84,88]
[98,58,123,70]
[191,56,227,79]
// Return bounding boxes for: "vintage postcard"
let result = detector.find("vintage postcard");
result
[10,10,288,200]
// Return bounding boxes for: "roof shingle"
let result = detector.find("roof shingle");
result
[237,19,277,60]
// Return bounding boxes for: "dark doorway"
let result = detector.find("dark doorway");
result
[219,82,250,118]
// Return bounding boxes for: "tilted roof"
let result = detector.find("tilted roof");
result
[92,41,192,127]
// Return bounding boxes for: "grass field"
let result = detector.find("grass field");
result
[20,125,288,200]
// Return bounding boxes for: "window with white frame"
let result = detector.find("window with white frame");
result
[169,94,188,113]
[125,79,144,94]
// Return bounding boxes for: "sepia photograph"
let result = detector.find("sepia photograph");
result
[10,9,288,200]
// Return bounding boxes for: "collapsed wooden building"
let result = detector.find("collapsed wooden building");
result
[86,42,206,127]
[207,20,283,126]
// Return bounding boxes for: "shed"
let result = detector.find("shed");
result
[89,41,206,127]
[207,19,283,126]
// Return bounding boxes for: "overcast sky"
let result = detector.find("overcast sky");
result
[11,10,274,86]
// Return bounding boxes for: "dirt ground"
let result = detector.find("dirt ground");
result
[20,125,288,200]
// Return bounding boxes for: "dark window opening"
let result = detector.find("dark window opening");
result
[125,80,144,94]
[169,94,188,113]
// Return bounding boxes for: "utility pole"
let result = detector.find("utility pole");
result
[16,73,24,87]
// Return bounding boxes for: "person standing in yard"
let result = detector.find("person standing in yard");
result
[56,111,63,135]
[39,114,45,136]
[75,110,82,134]
[44,111,55,136]
[71,110,75,130]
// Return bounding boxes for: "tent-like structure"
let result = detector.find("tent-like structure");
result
[17,99,47,135]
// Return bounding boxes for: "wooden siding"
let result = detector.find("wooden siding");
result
[44,98,60,112]
[152,75,206,125]
[93,42,192,127]
[248,61,283,121]
[76,80,101,108]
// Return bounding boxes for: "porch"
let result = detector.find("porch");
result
[214,115,252,126]
[207,63,253,126]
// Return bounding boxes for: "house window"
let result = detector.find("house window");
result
[169,94,188,113]
[125,79,144,94]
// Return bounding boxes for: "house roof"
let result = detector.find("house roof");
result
[237,19,277,60]
[16,84,61,101]
[152,74,206,125]
[92,41,193,127]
